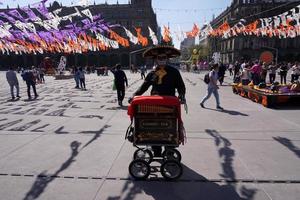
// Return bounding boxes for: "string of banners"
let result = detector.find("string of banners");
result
[0,0,161,54]
[202,3,300,39]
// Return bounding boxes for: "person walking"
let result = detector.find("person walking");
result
[111,64,128,106]
[6,66,20,100]
[22,66,38,99]
[200,64,223,110]
[73,67,80,88]
[233,61,240,80]
[129,46,186,157]
[39,67,45,83]
[218,63,226,85]
[140,65,147,79]
[79,67,86,90]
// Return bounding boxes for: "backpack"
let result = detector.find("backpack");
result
[21,71,29,81]
[204,73,210,84]
[21,71,34,81]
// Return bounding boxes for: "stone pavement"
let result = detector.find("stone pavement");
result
[0,71,299,200]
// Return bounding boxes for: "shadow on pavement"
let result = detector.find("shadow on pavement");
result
[107,163,256,200]
[273,136,300,158]
[6,98,21,102]
[54,126,69,134]
[203,108,249,116]
[107,129,256,200]
[105,106,129,111]
[206,129,236,180]
[23,98,40,102]
[23,141,81,200]
[80,124,111,149]
[205,129,257,199]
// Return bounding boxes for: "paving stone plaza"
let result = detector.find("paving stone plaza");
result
[0,71,299,200]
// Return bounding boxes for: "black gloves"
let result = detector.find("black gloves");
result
[179,94,186,104]
[128,96,134,104]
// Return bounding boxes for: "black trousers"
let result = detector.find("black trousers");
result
[40,74,45,82]
[26,81,38,98]
[116,86,125,102]
[80,78,86,89]
[219,75,225,85]
[252,73,260,85]
[269,74,276,84]
[280,73,287,84]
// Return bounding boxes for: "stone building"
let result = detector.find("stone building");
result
[180,37,195,60]
[209,0,300,63]
[0,0,158,69]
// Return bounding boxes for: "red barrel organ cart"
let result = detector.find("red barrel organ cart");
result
[126,96,185,180]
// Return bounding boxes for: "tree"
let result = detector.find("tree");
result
[188,44,210,61]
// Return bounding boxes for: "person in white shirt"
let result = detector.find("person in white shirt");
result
[200,64,223,110]
[6,66,20,100]
[291,62,300,83]
[241,64,251,85]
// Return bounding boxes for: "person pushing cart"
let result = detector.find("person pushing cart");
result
[127,46,187,180]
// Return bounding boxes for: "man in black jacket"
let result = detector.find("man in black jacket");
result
[111,64,128,106]
[130,47,186,157]
[132,54,186,99]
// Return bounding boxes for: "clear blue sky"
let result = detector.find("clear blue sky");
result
[0,0,232,47]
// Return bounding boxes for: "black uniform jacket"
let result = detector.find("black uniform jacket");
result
[134,65,186,97]
[111,69,128,88]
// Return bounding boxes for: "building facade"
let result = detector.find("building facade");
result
[0,0,158,69]
[180,37,195,60]
[208,0,300,64]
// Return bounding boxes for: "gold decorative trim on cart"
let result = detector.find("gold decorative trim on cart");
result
[137,105,176,114]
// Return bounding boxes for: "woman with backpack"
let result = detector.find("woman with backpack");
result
[200,64,223,110]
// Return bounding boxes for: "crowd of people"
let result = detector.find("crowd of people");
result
[5,50,300,113]
[184,60,300,87]
[232,61,300,86]
[214,61,300,86]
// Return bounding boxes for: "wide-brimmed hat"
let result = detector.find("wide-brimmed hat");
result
[143,46,181,59]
